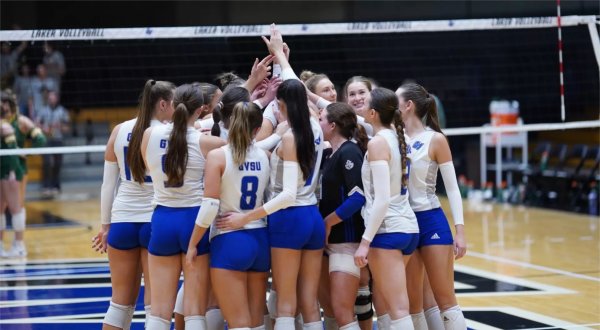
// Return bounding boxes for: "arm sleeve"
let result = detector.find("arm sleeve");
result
[100,161,120,225]
[195,197,221,228]
[281,67,300,81]
[334,147,366,221]
[316,97,332,110]
[253,99,264,109]
[439,161,464,226]
[262,100,278,128]
[29,127,47,147]
[263,161,298,215]
[273,64,282,78]
[255,133,281,151]
[362,161,391,242]
[356,116,374,137]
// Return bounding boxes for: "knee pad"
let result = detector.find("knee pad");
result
[302,321,322,330]
[122,305,135,330]
[147,315,171,330]
[329,253,360,278]
[103,301,131,329]
[267,290,277,319]
[185,315,207,330]
[11,208,25,231]
[206,308,224,330]
[274,317,295,330]
[252,325,266,330]
[354,286,373,321]
[174,285,184,315]
[0,213,6,231]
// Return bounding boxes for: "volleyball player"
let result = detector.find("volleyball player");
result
[353,87,418,330]
[319,102,372,330]
[91,80,175,330]
[304,72,337,104]
[194,83,223,133]
[396,83,467,330]
[0,101,25,259]
[143,83,225,330]
[0,90,46,258]
[186,102,270,330]
[217,78,325,330]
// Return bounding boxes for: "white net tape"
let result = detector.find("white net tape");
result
[0,15,596,41]
[1,120,598,156]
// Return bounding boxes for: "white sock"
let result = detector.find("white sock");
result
[441,306,466,330]
[252,325,266,330]
[411,312,427,330]
[185,315,207,330]
[303,321,322,330]
[295,314,304,330]
[144,305,151,329]
[339,321,360,330]
[324,316,337,330]
[275,317,295,330]
[390,316,414,330]
[11,208,25,232]
[377,314,391,330]
[147,315,171,330]
[424,306,444,330]
[206,308,225,330]
[230,328,251,330]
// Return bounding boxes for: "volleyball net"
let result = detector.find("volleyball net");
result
[0,15,598,209]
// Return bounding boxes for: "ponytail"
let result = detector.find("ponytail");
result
[353,125,369,154]
[398,82,443,135]
[129,79,175,184]
[211,102,222,137]
[394,111,409,188]
[164,104,189,187]
[164,84,204,187]
[228,102,263,165]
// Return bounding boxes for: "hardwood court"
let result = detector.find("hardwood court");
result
[1,196,599,329]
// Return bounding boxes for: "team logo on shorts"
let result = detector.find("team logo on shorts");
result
[345,160,354,170]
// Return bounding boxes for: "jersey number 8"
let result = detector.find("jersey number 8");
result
[240,176,259,210]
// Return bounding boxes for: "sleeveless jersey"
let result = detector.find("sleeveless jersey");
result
[210,144,270,239]
[111,118,162,223]
[407,129,441,212]
[361,129,418,234]
[146,124,205,207]
[268,117,324,207]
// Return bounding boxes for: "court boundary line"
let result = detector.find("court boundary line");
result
[467,251,600,282]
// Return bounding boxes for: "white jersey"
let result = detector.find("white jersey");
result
[197,118,228,140]
[361,129,418,234]
[269,117,324,207]
[210,144,270,239]
[111,118,163,223]
[146,124,205,207]
[407,129,441,211]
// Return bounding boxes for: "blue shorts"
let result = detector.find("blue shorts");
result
[148,205,210,257]
[415,208,454,248]
[268,205,325,250]
[370,233,419,255]
[210,228,270,272]
[107,222,151,250]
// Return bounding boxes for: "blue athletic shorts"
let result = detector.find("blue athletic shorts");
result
[210,228,270,272]
[107,222,151,250]
[148,205,210,257]
[370,233,419,255]
[415,208,454,248]
[268,205,325,250]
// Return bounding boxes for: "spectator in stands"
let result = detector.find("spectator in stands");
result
[30,64,58,120]
[37,91,69,196]
[13,64,34,117]
[43,42,66,91]
[1,41,27,90]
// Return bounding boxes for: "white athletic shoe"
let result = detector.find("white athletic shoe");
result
[6,242,27,258]
[0,244,10,258]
